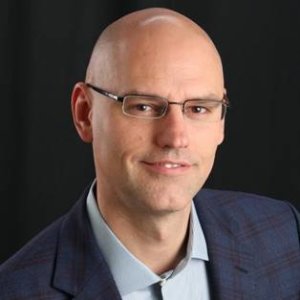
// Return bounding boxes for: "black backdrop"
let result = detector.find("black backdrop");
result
[1,0,300,263]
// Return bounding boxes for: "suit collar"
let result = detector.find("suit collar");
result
[52,186,122,299]
[194,189,256,300]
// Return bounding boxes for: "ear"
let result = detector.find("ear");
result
[71,82,93,143]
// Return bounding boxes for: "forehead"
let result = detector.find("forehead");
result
[93,21,224,97]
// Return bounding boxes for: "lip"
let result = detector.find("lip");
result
[142,160,192,175]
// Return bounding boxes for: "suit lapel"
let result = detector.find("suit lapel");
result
[194,190,256,300]
[52,188,122,300]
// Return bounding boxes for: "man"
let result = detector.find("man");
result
[0,7,299,300]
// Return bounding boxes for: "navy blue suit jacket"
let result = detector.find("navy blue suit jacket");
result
[0,187,299,299]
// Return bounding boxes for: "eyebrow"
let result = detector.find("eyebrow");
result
[123,90,225,101]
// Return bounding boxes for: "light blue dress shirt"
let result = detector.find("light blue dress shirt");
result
[87,181,210,299]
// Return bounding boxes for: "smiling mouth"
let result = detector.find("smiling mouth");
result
[142,160,192,174]
[160,162,182,168]
[152,162,187,168]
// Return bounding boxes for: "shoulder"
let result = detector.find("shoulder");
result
[194,188,299,216]
[0,215,66,298]
[194,188,300,243]
[0,185,94,299]
[194,189,300,297]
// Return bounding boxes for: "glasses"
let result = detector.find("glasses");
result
[86,83,229,122]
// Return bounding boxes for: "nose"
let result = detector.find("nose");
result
[154,106,189,149]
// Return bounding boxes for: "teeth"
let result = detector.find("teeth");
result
[162,163,181,168]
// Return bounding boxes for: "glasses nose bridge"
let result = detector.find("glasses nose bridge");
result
[167,100,185,114]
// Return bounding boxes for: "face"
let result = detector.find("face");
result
[75,23,225,217]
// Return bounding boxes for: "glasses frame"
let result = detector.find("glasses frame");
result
[86,83,230,120]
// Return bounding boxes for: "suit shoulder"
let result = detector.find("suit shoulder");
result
[195,188,295,214]
[194,188,300,243]
[0,187,91,299]
[0,215,65,296]
[194,189,300,297]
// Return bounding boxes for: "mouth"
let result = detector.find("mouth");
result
[142,160,192,175]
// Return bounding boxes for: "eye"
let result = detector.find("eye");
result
[185,100,219,114]
[184,100,222,121]
[190,105,208,114]
[134,103,153,112]
[127,102,156,114]
[124,96,166,117]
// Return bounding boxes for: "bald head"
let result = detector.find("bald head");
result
[86,8,224,95]
[90,7,211,46]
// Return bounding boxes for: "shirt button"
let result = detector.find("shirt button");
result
[160,278,167,286]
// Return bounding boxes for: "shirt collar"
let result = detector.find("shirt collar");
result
[190,199,209,261]
[86,180,208,296]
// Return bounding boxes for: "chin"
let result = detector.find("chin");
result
[140,190,194,214]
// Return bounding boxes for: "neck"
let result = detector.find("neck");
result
[97,189,192,274]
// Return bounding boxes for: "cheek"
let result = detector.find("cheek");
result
[120,123,145,143]
[91,106,120,164]
[93,112,149,163]
[192,123,224,156]
[216,120,225,145]
[116,122,151,163]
